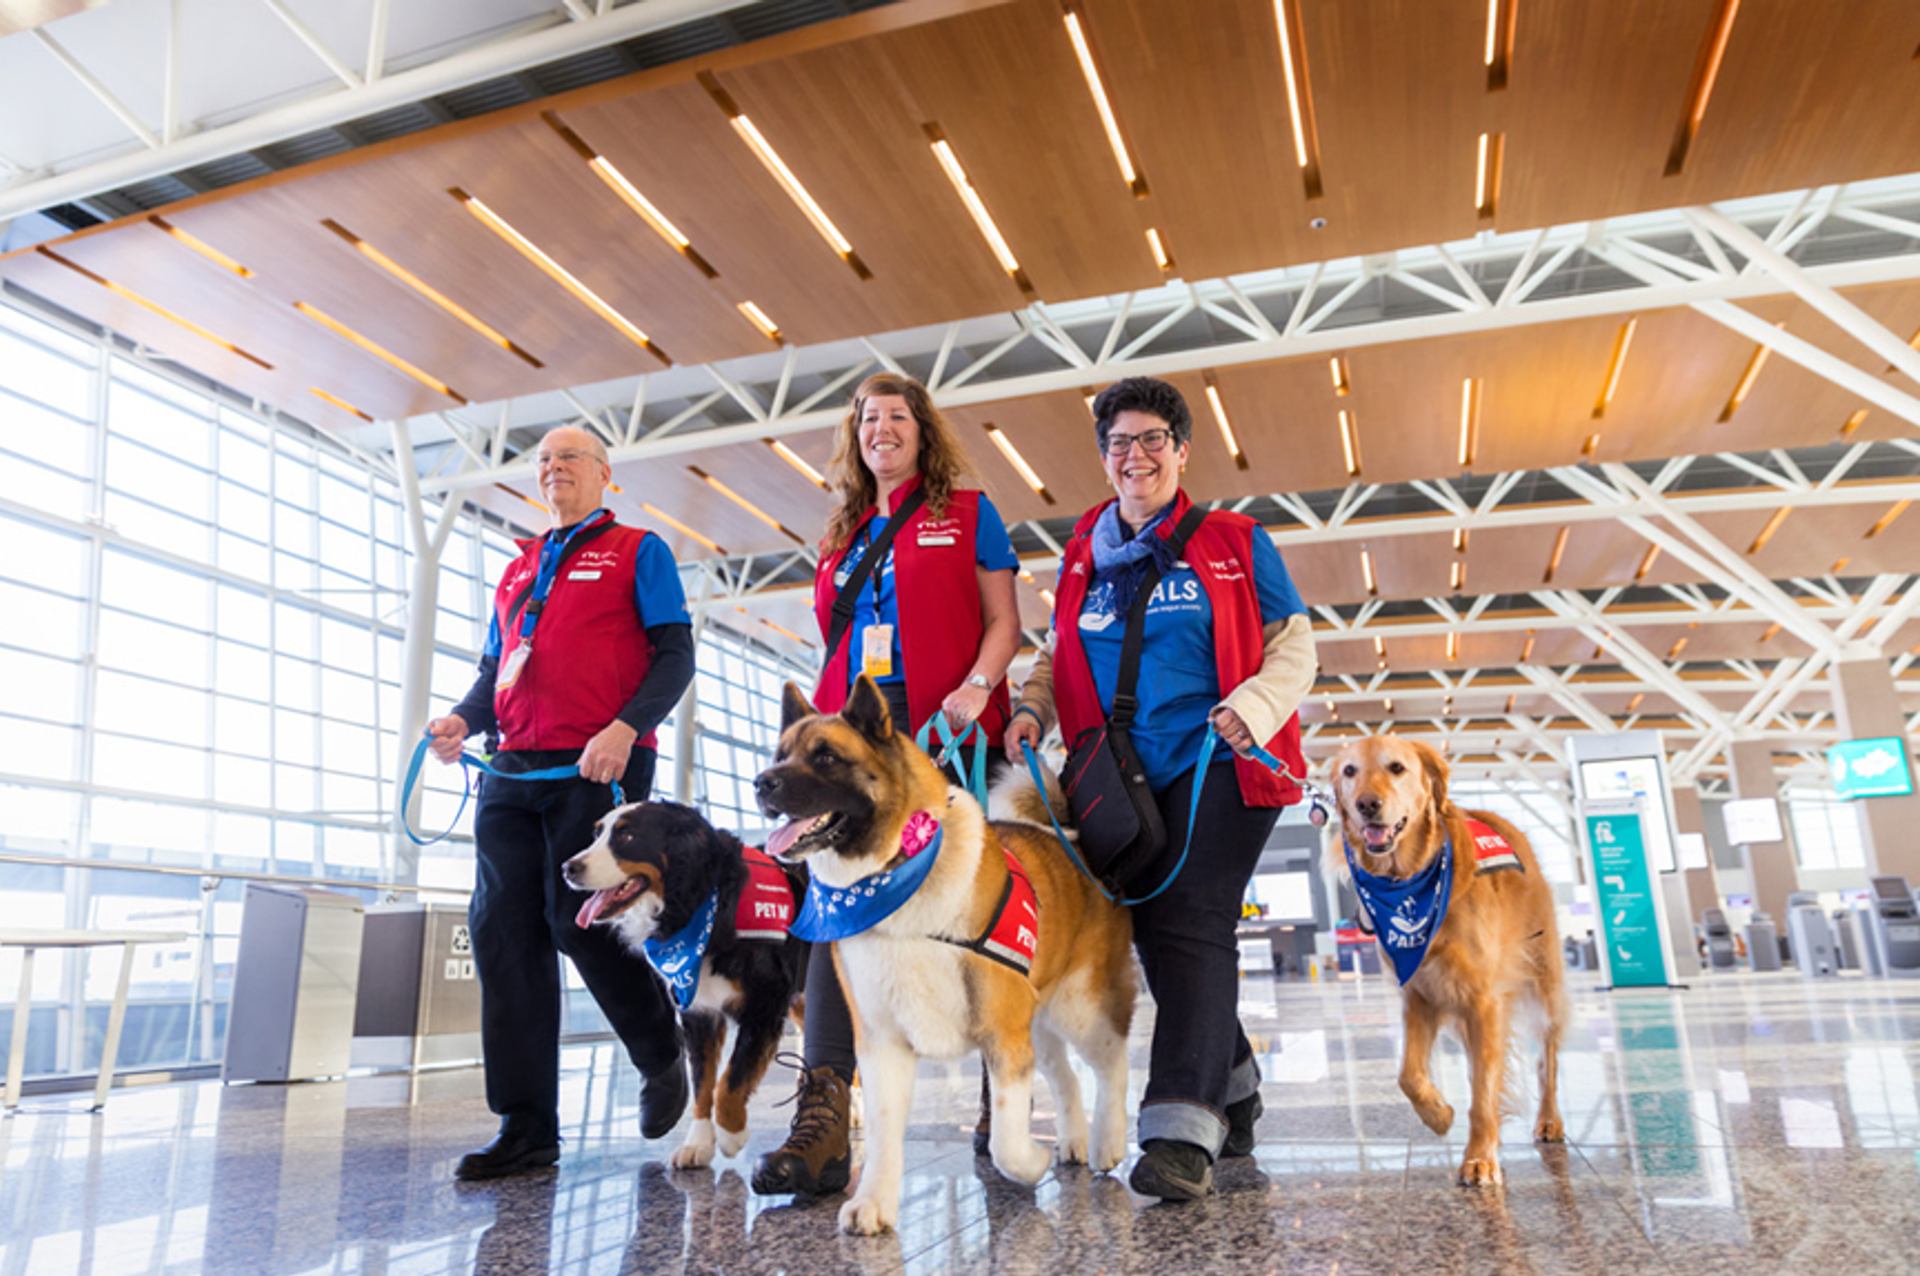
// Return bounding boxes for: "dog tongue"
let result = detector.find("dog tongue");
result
[575,888,618,930]
[1363,824,1393,850]
[765,814,820,861]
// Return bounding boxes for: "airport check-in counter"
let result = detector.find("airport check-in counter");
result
[1701,908,1738,970]
[351,902,483,1070]
[1785,891,1837,977]
[1863,876,1920,977]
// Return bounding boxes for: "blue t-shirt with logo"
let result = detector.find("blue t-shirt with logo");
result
[1076,528,1304,791]
[837,494,1017,686]
[482,524,690,659]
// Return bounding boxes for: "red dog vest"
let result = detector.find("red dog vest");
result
[734,847,795,940]
[1465,819,1524,874]
[943,847,1038,975]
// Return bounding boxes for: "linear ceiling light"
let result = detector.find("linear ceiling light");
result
[542,111,718,279]
[1039,587,1057,607]
[322,219,542,369]
[1457,376,1480,468]
[1446,631,1459,661]
[1519,630,1535,663]
[1382,697,1394,716]
[698,73,869,280]
[1145,227,1174,273]
[1542,525,1569,583]
[1329,355,1349,395]
[1839,408,1869,438]
[1626,692,1645,715]
[1474,131,1505,219]
[1718,328,1776,422]
[761,617,813,647]
[1758,621,1781,643]
[1271,0,1323,198]
[1746,506,1790,555]
[984,424,1054,504]
[1666,636,1689,661]
[764,438,826,489]
[1360,548,1377,596]
[926,124,1033,295]
[1634,543,1661,581]
[736,300,782,345]
[1830,555,1851,575]
[1372,635,1385,658]
[642,502,727,555]
[1449,561,1465,593]
[688,465,805,545]
[1203,376,1249,470]
[309,387,372,422]
[1452,527,1468,553]
[149,215,253,278]
[1865,500,1910,539]
[292,300,464,402]
[1337,408,1362,476]
[1062,5,1147,196]
[1484,0,1515,90]
[452,187,671,366]
[1666,0,1742,176]
[1593,317,1636,418]
[37,247,273,369]
[1580,431,1602,458]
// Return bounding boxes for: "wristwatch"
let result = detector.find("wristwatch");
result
[965,674,991,691]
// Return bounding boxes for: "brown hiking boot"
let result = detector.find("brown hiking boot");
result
[750,1055,851,1197]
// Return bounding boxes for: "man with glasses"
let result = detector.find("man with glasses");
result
[426,425,697,1179]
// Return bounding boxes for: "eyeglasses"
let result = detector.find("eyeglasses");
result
[1102,428,1174,456]
[537,448,600,467]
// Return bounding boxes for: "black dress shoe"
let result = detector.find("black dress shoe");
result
[455,1129,560,1181]
[640,1053,690,1139]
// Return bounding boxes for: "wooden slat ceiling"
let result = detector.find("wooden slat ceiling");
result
[5,0,1920,439]
[0,1,99,38]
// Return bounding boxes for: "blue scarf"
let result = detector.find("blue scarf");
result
[790,818,944,942]
[1343,835,1455,985]
[644,890,719,1010]
[1090,502,1180,616]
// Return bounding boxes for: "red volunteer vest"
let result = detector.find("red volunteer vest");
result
[811,478,1011,740]
[1049,490,1306,809]
[490,514,661,751]
[734,847,796,940]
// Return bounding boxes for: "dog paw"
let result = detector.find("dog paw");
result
[1054,1131,1089,1166]
[993,1138,1051,1186]
[715,1123,749,1157]
[1533,1114,1565,1143]
[670,1120,715,1169]
[838,1195,893,1236]
[1089,1125,1127,1174]
[1414,1098,1455,1136]
[1457,1156,1504,1188]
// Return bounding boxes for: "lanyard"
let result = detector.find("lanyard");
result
[519,510,612,640]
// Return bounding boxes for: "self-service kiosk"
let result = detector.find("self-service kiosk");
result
[1701,908,1738,970]
[1863,876,1920,977]
[1785,891,1837,978]
[1746,912,1782,971]
[1831,908,1861,970]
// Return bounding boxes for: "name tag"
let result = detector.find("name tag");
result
[916,534,956,546]
[567,570,602,580]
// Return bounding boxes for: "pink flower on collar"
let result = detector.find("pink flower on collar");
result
[899,810,940,859]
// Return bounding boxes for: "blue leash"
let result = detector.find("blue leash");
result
[399,734,627,846]
[1021,729,1293,907]
[914,714,991,810]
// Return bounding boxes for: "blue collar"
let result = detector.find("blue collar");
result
[644,889,719,1010]
[790,818,944,943]
[1343,834,1455,985]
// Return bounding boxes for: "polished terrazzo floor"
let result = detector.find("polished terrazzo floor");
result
[4,969,1920,1274]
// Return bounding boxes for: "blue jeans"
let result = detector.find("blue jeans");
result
[1131,757,1279,1158]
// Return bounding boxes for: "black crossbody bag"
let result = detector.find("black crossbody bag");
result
[1061,505,1208,894]
[822,487,929,668]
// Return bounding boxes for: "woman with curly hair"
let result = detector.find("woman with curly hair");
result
[752,372,1020,1198]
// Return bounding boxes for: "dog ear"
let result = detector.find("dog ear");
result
[781,682,816,731]
[1409,740,1450,811]
[843,673,894,742]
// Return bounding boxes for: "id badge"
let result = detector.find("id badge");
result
[862,624,894,679]
[497,638,533,690]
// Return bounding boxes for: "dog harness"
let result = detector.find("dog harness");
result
[642,845,796,1011]
[1464,819,1524,874]
[942,848,1039,975]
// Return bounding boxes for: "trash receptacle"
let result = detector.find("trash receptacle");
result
[352,902,482,1070]
[224,884,365,1083]
[1746,914,1782,972]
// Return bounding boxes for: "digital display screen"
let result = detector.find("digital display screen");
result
[1721,798,1784,845]
[1577,756,1676,873]
[1827,737,1916,801]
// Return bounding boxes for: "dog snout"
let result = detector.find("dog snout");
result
[753,768,786,815]
[1354,793,1383,821]
[561,855,588,889]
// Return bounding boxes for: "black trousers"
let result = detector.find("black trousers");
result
[1130,758,1279,1152]
[802,682,1007,1081]
[469,746,680,1139]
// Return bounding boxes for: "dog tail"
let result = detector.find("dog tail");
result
[988,752,1074,838]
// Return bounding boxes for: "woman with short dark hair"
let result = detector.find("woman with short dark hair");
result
[1005,376,1316,1200]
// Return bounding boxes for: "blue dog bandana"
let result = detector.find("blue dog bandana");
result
[790,813,943,943]
[644,889,719,1010]
[1343,834,1456,985]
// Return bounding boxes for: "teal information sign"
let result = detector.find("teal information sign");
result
[1583,806,1671,988]
[1826,736,1914,800]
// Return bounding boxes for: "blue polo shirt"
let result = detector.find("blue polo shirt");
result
[483,521,689,659]
[836,494,1018,685]
[1077,530,1304,790]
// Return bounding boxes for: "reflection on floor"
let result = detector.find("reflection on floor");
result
[4,971,1920,1274]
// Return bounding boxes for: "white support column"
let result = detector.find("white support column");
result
[388,422,456,884]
